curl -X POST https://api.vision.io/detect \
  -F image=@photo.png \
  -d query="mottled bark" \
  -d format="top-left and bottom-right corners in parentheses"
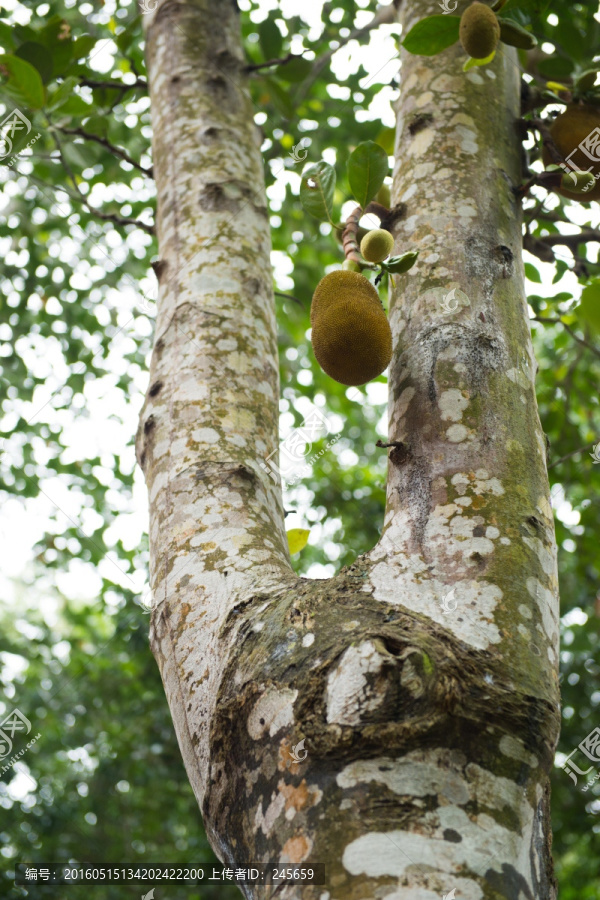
top-left (138, 1), bottom-right (561, 898)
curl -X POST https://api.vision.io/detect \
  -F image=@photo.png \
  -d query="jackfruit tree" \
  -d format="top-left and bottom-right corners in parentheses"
top-left (1, 1), bottom-right (600, 899)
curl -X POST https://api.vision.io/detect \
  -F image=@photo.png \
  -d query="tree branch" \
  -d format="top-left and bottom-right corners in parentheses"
top-left (47, 134), bottom-right (155, 235)
top-left (79, 76), bottom-right (147, 92)
top-left (527, 117), bottom-right (568, 166)
top-left (529, 229), bottom-right (600, 249)
top-left (532, 316), bottom-right (600, 361)
top-left (548, 441), bottom-right (598, 469)
top-left (274, 291), bottom-right (304, 307)
top-left (246, 51), bottom-right (298, 73)
top-left (57, 126), bottom-right (153, 177)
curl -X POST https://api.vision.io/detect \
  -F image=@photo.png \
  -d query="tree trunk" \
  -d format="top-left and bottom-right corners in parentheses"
top-left (137, 1), bottom-right (561, 898)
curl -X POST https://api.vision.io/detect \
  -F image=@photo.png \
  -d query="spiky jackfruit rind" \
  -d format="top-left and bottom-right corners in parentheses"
top-left (360, 228), bottom-right (395, 263)
top-left (311, 298), bottom-right (393, 386)
top-left (310, 270), bottom-right (381, 325)
top-left (459, 2), bottom-right (500, 59)
top-left (542, 105), bottom-right (600, 201)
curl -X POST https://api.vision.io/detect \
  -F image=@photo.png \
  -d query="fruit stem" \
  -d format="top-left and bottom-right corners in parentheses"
top-left (342, 205), bottom-right (364, 265)
top-left (364, 200), bottom-right (391, 221)
top-left (528, 117), bottom-right (567, 166)
top-left (514, 170), bottom-right (563, 199)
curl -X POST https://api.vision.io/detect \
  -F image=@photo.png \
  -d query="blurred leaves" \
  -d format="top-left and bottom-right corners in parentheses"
top-left (577, 283), bottom-right (600, 333)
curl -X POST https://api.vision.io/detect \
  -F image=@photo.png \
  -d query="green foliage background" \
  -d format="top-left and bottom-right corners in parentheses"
top-left (0, 0), bottom-right (599, 897)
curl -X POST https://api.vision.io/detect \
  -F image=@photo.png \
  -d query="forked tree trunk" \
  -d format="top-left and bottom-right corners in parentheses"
top-left (137, 1), bottom-right (561, 897)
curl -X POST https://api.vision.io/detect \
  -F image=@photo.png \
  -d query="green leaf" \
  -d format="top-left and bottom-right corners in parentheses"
top-left (116, 27), bottom-right (137, 54)
top-left (56, 95), bottom-right (91, 117)
top-left (259, 19), bottom-right (283, 61)
top-left (300, 161), bottom-right (336, 222)
top-left (71, 35), bottom-right (97, 61)
top-left (287, 528), bottom-right (310, 555)
top-left (384, 251), bottom-right (419, 274)
top-left (499, 19), bottom-right (537, 50)
top-left (537, 55), bottom-right (574, 80)
top-left (79, 115), bottom-right (109, 137)
top-left (578, 283), bottom-right (600, 333)
top-left (13, 24), bottom-right (37, 44)
top-left (38, 17), bottom-right (74, 77)
top-left (375, 127), bottom-right (395, 156)
top-left (15, 42), bottom-right (53, 84)
top-left (574, 69), bottom-right (599, 91)
top-left (62, 141), bottom-right (90, 169)
top-left (525, 263), bottom-right (542, 283)
top-left (277, 56), bottom-right (312, 83)
top-left (552, 260), bottom-right (568, 284)
top-left (347, 141), bottom-right (388, 208)
top-left (463, 51), bottom-right (496, 70)
top-left (46, 75), bottom-right (78, 111)
top-left (0, 21), bottom-right (15, 50)
top-left (402, 15), bottom-right (460, 56)
top-left (0, 53), bottom-right (44, 108)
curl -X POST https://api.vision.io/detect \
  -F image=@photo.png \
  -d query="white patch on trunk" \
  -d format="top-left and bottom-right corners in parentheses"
top-left (499, 734), bottom-right (539, 768)
top-left (526, 577), bottom-right (559, 658)
top-left (247, 686), bottom-right (298, 740)
top-left (254, 790), bottom-right (286, 836)
top-left (439, 389), bottom-right (469, 422)
top-left (326, 641), bottom-right (389, 726)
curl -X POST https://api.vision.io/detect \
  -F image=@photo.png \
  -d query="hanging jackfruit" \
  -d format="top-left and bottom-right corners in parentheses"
top-left (310, 270), bottom-right (382, 325)
top-left (310, 270), bottom-right (393, 386)
top-left (542, 105), bottom-right (600, 201)
top-left (459, 2), bottom-right (500, 59)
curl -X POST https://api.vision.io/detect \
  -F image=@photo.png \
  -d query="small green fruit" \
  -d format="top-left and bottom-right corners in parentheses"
top-left (498, 19), bottom-right (537, 50)
top-left (375, 183), bottom-right (391, 208)
top-left (560, 170), bottom-right (596, 194)
top-left (460, 1), bottom-right (500, 59)
top-left (342, 259), bottom-right (362, 272)
top-left (360, 228), bottom-right (394, 263)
